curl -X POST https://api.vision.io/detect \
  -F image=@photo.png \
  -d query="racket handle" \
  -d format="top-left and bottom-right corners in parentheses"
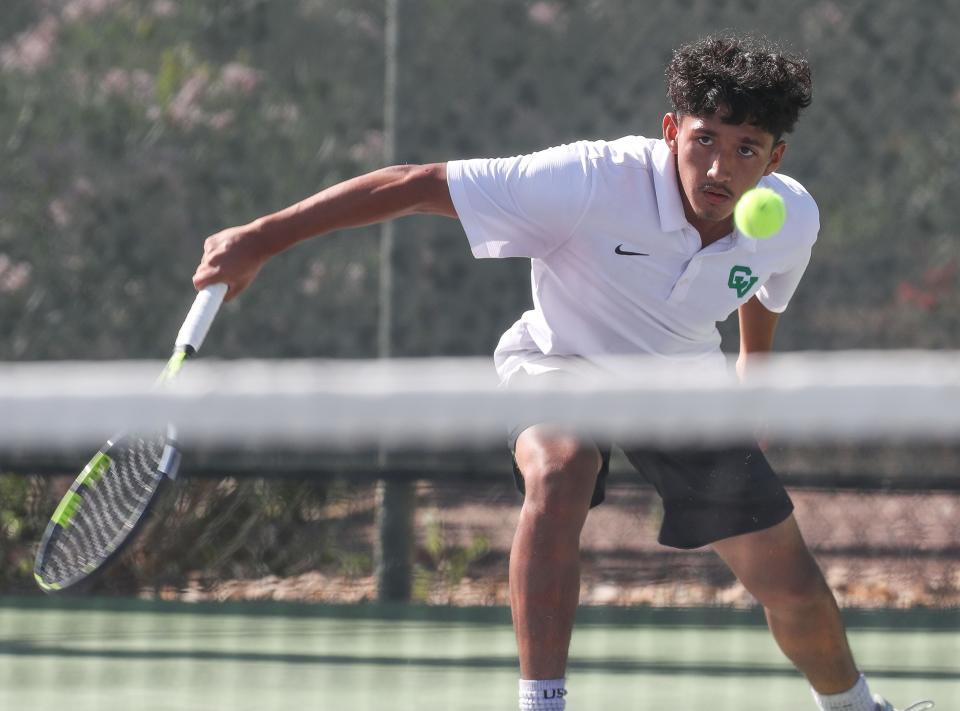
top-left (175, 283), bottom-right (228, 354)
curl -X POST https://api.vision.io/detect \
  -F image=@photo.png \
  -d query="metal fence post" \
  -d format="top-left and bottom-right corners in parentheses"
top-left (374, 0), bottom-right (415, 601)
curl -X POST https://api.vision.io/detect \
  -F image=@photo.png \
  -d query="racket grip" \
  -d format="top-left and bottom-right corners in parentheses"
top-left (175, 283), bottom-right (228, 354)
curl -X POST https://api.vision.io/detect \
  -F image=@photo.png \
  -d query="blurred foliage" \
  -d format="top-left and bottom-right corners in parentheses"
top-left (127, 477), bottom-right (335, 591)
top-left (0, 0), bottom-right (956, 361)
top-left (413, 509), bottom-right (491, 602)
top-left (1, 0), bottom-right (386, 360)
top-left (0, 472), bottom-right (346, 594)
top-left (0, 475), bottom-right (48, 589)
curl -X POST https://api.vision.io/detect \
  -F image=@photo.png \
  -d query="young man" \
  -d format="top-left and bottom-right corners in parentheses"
top-left (193, 35), bottom-right (932, 711)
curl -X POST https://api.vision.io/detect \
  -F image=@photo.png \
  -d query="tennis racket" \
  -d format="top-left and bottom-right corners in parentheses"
top-left (34, 283), bottom-right (228, 593)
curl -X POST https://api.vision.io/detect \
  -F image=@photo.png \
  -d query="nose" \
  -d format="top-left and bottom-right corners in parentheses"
top-left (707, 153), bottom-right (732, 183)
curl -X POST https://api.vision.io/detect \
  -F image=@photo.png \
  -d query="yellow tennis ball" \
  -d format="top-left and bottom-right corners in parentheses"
top-left (734, 187), bottom-right (786, 239)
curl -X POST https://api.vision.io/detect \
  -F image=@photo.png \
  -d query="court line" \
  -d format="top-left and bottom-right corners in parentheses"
top-left (1, 642), bottom-right (957, 680)
top-left (3, 597), bottom-right (958, 631)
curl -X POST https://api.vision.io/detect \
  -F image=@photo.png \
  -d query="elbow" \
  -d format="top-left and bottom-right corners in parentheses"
top-left (395, 163), bottom-right (456, 218)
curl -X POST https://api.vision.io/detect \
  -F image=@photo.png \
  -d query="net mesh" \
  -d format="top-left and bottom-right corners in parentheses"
top-left (2, 1), bottom-right (959, 708)
top-left (4, 354), bottom-right (960, 606)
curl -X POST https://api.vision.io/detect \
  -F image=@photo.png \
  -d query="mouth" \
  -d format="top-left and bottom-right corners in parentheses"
top-left (700, 187), bottom-right (732, 205)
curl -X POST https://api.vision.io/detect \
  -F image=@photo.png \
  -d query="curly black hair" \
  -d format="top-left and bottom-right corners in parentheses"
top-left (666, 35), bottom-right (812, 140)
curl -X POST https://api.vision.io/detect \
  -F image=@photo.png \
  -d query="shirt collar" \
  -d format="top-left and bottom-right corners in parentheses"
top-left (651, 139), bottom-right (688, 234)
top-left (737, 227), bottom-right (758, 252)
top-left (652, 138), bottom-right (758, 253)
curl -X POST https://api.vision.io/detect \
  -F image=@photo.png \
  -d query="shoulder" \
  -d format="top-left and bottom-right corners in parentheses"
top-left (574, 135), bottom-right (660, 171)
top-left (505, 135), bottom-right (659, 173)
top-left (759, 172), bottom-right (820, 247)
top-left (450, 136), bottom-right (659, 174)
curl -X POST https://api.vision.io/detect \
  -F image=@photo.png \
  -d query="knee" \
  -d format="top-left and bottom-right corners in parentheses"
top-left (515, 429), bottom-right (601, 515)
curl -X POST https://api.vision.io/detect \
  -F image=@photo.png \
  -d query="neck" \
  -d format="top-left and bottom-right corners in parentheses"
top-left (677, 184), bottom-right (733, 246)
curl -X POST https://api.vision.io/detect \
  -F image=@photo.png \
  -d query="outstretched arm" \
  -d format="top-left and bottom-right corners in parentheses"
top-left (193, 162), bottom-right (456, 300)
top-left (736, 295), bottom-right (780, 382)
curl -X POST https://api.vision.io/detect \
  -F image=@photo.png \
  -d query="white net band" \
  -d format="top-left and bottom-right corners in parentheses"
top-left (2, 351), bottom-right (958, 449)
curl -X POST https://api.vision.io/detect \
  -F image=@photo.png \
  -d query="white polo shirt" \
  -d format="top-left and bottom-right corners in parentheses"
top-left (446, 136), bottom-right (819, 383)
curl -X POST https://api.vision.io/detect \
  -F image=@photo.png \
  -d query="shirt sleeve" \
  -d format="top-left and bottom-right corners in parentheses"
top-left (756, 247), bottom-right (812, 313)
top-left (446, 142), bottom-right (595, 259)
top-left (756, 182), bottom-right (820, 314)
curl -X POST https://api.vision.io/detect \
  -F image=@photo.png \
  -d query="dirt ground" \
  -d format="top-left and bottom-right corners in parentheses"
top-left (170, 480), bottom-right (960, 610)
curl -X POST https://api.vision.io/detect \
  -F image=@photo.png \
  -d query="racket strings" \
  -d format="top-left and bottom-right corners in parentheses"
top-left (39, 434), bottom-right (166, 586)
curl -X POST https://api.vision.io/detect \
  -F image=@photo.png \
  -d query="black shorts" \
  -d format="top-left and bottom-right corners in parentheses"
top-left (507, 375), bottom-right (794, 550)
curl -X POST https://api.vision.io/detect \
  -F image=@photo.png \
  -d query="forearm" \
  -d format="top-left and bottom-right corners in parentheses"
top-left (737, 296), bottom-right (780, 382)
top-left (193, 163), bottom-right (455, 298)
top-left (736, 346), bottom-right (770, 383)
top-left (252, 163), bottom-right (455, 255)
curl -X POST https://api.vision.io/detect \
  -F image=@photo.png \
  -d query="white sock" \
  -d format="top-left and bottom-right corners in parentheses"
top-left (812, 675), bottom-right (876, 711)
top-left (519, 678), bottom-right (567, 710)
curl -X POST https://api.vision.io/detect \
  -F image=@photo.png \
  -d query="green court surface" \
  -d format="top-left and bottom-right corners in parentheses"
top-left (1, 597), bottom-right (957, 711)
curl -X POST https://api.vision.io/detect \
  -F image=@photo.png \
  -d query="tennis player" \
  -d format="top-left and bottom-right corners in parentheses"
top-left (193, 34), bottom-right (930, 711)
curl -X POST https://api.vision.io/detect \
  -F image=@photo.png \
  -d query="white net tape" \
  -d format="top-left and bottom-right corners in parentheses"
top-left (2, 351), bottom-right (958, 449)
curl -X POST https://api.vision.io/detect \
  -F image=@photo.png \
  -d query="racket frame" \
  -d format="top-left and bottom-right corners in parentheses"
top-left (33, 425), bottom-right (181, 592)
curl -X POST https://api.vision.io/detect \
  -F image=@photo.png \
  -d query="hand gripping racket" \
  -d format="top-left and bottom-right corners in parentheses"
top-left (34, 284), bottom-right (228, 593)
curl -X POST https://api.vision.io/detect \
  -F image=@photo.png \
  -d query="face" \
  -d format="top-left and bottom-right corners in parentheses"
top-left (663, 111), bottom-right (786, 241)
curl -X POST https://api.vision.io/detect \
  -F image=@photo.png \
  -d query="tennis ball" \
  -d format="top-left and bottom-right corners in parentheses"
top-left (734, 187), bottom-right (786, 239)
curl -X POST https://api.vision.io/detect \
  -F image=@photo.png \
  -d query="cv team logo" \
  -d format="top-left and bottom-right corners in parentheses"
top-left (728, 265), bottom-right (759, 298)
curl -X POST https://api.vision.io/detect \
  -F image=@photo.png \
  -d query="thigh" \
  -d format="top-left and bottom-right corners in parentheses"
top-left (623, 445), bottom-right (794, 549)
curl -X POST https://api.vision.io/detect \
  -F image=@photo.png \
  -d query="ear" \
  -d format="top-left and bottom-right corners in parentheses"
top-left (763, 141), bottom-right (787, 176)
top-left (662, 113), bottom-right (680, 154)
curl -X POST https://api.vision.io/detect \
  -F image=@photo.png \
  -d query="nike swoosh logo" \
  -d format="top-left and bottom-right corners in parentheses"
top-left (615, 244), bottom-right (649, 256)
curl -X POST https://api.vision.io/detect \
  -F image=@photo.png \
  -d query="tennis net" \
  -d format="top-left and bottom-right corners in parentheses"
top-left (1, 352), bottom-right (958, 710)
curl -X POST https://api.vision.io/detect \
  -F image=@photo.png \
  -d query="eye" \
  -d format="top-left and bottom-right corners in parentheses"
top-left (738, 146), bottom-right (757, 157)
top-left (696, 135), bottom-right (713, 146)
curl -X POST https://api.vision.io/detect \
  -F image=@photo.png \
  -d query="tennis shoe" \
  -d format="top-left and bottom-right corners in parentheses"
top-left (873, 694), bottom-right (934, 711)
